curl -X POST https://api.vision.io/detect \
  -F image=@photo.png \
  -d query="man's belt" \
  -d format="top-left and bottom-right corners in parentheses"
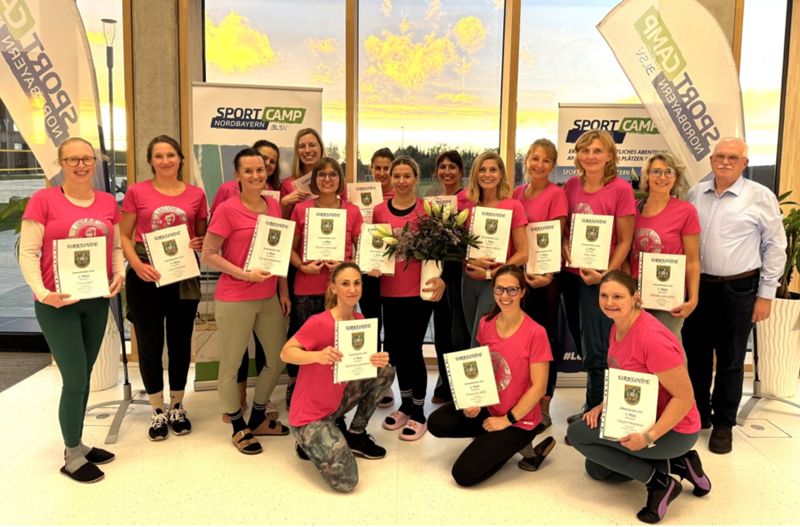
top-left (700, 269), bottom-right (759, 283)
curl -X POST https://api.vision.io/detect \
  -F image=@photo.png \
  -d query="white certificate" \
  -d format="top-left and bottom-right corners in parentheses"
top-left (244, 215), bottom-right (296, 278)
top-left (293, 172), bottom-right (313, 194)
top-left (444, 346), bottom-right (500, 410)
top-left (261, 189), bottom-right (280, 203)
top-left (347, 182), bottom-right (383, 224)
top-left (424, 195), bottom-right (458, 210)
top-left (303, 207), bottom-right (347, 261)
top-left (600, 368), bottom-right (659, 441)
top-left (334, 318), bottom-right (379, 383)
top-left (638, 253), bottom-right (686, 311)
top-left (143, 224), bottom-right (201, 287)
top-left (568, 213), bottom-right (613, 270)
top-left (467, 206), bottom-right (512, 263)
top-left (526, 220), bottom-right (562, 275)
top-left (53, 236), bottom-right (109, 300)
top-left (356, 223), bottom-right (395, 275)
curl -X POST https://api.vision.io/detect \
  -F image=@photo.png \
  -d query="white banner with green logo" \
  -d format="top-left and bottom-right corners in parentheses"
top-left (598, 0), bottom-right (745, 187)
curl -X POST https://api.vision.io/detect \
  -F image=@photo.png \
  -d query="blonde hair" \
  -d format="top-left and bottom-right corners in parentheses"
top-left (524, 138), bottom-right (558, 183)
top-left (573, 130), bottom-right (618, 185)
top-left (467, 151), bottom-right (511, 203)
top-left (324, 262), bottom-right (362, 310)
top-left (640, 152), bottom-right (687, 198)
top-left (57, 137), bottom-right (94, 160)
top-left (292, 128), bottom-right (325, 177)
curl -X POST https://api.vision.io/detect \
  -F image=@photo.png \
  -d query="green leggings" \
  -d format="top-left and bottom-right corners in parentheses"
top-left (35, 298), bottom-right (110, 448)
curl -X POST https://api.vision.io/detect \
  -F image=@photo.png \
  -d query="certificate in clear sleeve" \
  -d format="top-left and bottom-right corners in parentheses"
top-left (262, 189), bottom-right (280, 203)
top-left (444, 346), bottom-right (500, 410)
top-left (424, 195), bottom-right (457, 210)
top-left (334, 318), bottom-right (378, 383)
top-left (303, 208), bottom-right (347, 261)
top-left (293, 173), bottom-right (314, 194)
top-left (638, 252), bottom-right (686, 311)
top-left (244, 215), bottom-right (296, 277)
top-left (599, 368), bottom-right (659, 441)
top-left (467, 207), bottom-right (512, 263)
top-left (53, 236), bottom-right (109, 300)
top-left (356, 223), bottom-right (395, 275)
top-left (143, 224), bottom-right (201, 287)
top-left (526, 220), bottom-right (561, 275)
top-left (568, 213), bottom-right (613, 270)
top-left (347, 182), bottom-right (383, 223)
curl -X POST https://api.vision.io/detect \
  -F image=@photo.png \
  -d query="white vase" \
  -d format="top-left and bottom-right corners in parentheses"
top-left (420, 260), bottom-right (443, 301)
top-left (90, 307), bottom-right (121, 392)
top-left (755, 297), bottom-right (800, 398)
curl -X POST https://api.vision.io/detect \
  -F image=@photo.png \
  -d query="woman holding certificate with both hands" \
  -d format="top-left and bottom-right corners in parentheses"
top-left (19, 137), bottom-right (124, 483)
top-left (428, 266), bottom-right (554, 486)
top-left (281, 262), bottom-right (394, 493)
top-left (201, 148), bottom-right (291, 455)
top-left (566, 270), bottom-right (710, 524)
top-left (120, 135), bottom-right (207, 441)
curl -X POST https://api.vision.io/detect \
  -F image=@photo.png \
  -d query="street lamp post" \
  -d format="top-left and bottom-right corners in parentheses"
top-left (101, 18), bottom-right (117, 192)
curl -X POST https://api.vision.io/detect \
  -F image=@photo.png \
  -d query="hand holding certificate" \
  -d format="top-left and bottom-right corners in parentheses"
top-left (143, 224), bottom-right (201, 287)
top-left (304, 208), bottom-right (347, 262)
top-left (568, 213), bottom-right (613, 270)
top-left (638, 253), bottom-right (686, 311)
top-left (444, 346), bottom-right (500, 410)
top-left (599, 368), bottom-right (658, 441)
top-left (467, 207), bottom-right (512, 263)
top-left (334, 318), bottom-right (379, 383)
top-left (347, 182), bottom-right (383, 224)
top-left (53, 236), bottom-right (110, 300)
top-left (245, 215), bottom-right (296, 277)
top-left (356, 224), bottom-right (395, 275)
top-left (526, 220), bottom-right (561, 275)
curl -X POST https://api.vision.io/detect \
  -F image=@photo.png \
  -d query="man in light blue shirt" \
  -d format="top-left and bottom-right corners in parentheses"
top-left (683, 137), bottom-right (787, 455)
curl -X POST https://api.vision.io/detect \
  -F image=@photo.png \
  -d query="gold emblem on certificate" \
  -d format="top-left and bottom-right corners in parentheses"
top-left (53, 236), bottom-right (109, 300)
top-left (599, 368), bottom-right (658, 441)
top-left (526, 220), bottom-right (561, 275)
top-left (638, 252), bottom-right (686, 311)
top-left (444, 346), bottom-right (500, 410)
top-left (304, 208), bottom-right (347, 262)
top-left (143, 224), bottom-right (201, 287)
top-left (568, 213), bottom-right (613, 270)
top-left (356, 223), bottom-right (395, 275)
top-left (162, 240), bottom-right (178, 256)
top-left (347, 182), bottom-right (382, 223)
top-left (244, 215), bottom-right (295, 277)
top-left (321, 219), bottom-right (334, 235)
top-left (537, 233), bottom-right (549, 248)
top-left (334, 318), bottom-right (379, 384)
top-left (268, 229), bottom-right (281, 246)
top-left (467, 207), bottom-right (513, 263)
top-left (74, 250), bottom-right (90, 268)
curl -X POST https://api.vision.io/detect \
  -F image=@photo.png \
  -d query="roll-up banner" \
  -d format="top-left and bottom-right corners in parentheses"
top-left (555, 103), bottom-right (670, 185)
top-left (190, 82), bottom-right (321, 388)
top-left (598, 0), bottom-right (745, 187)
top-left (0, 0), bottom-right (107, 188)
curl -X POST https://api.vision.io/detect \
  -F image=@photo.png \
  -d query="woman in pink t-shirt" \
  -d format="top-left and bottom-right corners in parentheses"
top-left (372, 156), bottom-right (445, 441)
top-left (201, 148), bottom-right (292, 454)
top-left (567, 270), bottom-right (710, 524)
top-left (629, 153), bottom-right (701, 341)
top-left (429, 266), bottom-right (555, 486)
top-left (513, 139), bottom-right (569, 430)
top-left (19, 137), bottom-right (124, 483)
top-left (120, 135), bottom-right (208, 441)
top-left (279, 128), bottom-right (323, 219)
top-left (286, 157), bottom-right (363, 410)
top-left (462, 151), bottom-right (528, 347)
top-left (561, 129), bottom-right (636, 421)
top-left (280, 262), bottom-right (394, 492)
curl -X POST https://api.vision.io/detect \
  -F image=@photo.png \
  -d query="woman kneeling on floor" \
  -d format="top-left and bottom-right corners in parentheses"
top-left (280, 262), bottom-right (395, 492)
top-left (428, 265), bottom-right (555, 487)
top-left (566, 270), bottom-right (711, 524)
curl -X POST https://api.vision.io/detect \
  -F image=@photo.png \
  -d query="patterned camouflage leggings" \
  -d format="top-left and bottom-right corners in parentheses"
top-left (291, 365), bottom-right (395, 492)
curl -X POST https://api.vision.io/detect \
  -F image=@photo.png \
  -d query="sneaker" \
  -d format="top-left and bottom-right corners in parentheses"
top-left (378, 388), bottom-right (394, 409)
top-left (148, 411), bottom-right (169, 441)
top-left (84, 447), bottom-right (115, 465)
top-left (518, 436), bottom-right (556, 472)
top-left (670, 450), bottom-right (711, 497)
top-left (708, 426), bottom-right (732, 454)
top-left (637, 474), bottom-right (682, 524)
top-left (168, 404), bottom-right (192, 436)
top-left (345, 431), bottom-right (386, 460)
top-left (295, 442), bottom-right (310, 461)
top-left (285, 382), bottom-right (296, 411)
top-left (60, 462), bottom-right (104, 484)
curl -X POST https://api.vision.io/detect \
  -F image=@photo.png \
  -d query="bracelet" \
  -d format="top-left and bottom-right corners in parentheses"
top-left (506, 410), bottom-right (518, 424)
top-left (643, 431), bottom-right (655, 447)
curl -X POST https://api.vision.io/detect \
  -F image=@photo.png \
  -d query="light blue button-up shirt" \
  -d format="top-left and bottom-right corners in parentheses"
top-left (688, 176), bottom-right (787, 299)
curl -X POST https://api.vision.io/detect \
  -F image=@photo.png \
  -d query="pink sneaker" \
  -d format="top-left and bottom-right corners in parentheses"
top-left (399, 419), bottom-right (427, 441)
top-left (383, 410), bottom-right (410, 430)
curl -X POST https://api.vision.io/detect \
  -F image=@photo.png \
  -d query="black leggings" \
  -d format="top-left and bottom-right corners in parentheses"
top-left (382, 296), bottom-right (433, 402)
top-left (433, 261), bottom-right (471, 397)
top-left (359, 275), bottom-right (383, 348)
top-left (522, 278), bottom-right (561, 398)
top-left (287, 294), bottom-right (326, 378)
top-left (126, 269), bottom-right (198, 394)
top-left (428, 403), bottom-right (537, 487)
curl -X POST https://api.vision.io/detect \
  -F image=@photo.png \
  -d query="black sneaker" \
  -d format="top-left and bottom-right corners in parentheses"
top-left (84, 447), bottom-right (115, 465)
top-left (148, 410), bottom-right (169, 441)
top-left (295, 442), bottom-right (310, 461)
top-left (670, 450), bottom-right (711, 497)
top-left (708, 426), bottom-right (732, 454)
top-left (345, 431), bottom-right (386, 460)
top-left (168, 403), bottom-right (192, 436)
top-left (637, 474), bottom-right (682, 524)
top-left (285, 382), bottom-right (296, 411)
top-left (60, 462), bottom-right (104, 483)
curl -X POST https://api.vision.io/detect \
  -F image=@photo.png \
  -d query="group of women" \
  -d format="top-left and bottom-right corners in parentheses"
top-left (21, 127), bottom-right (710, 524)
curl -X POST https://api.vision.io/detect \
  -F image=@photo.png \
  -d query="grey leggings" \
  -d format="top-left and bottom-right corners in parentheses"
top-left (567, 419), bottom-right (699, 482)
top-left (291, 365), bottom-right (395, 492)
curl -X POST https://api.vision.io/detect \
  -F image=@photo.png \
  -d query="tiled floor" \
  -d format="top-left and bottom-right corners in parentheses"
top-left (1, 364), bottom-right (798, 525)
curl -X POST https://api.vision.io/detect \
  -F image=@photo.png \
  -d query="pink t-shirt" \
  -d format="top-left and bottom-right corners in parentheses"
top-left (279, 176), bottom-right (302, 219)
top-left (454, 188), bottom-right (472, 211)
top-left (630, 198), bottom-right (701, 279)
top-left (291, 199), bottom-right (363, 296)
top-left (207, 196), bottom-right (281, 301)
top-left (23, 187), bottom-right (121, 292)
top-left (464, 197), bottom-right (528, 263)
top-left (564, 176), bottom-right (636, 273)
top-left (209, 180), bottom-right (240, 216)
top-left (382, 188), bottom-right (395, 202)
top-left (477, 314), bottom-right (553, 431)
top-left (372, 198), bottom-right (426, 297)
top-left (512, 183), bottom-right (569, 224)
top-left (608, 310), bottom-right (701, 434)
top-left (121, 180), bottom-right (208, 242)
top-left (289, 310), bottom-right (365, 427)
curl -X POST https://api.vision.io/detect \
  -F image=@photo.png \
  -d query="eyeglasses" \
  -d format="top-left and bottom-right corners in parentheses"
top-left (711, 154), bottom-right (742, 164)
top-left (61, 156), bottom-right (97, 167)
top-left (648, 168), bottom-right (676, 178)
top-left (316, 172), bottom-right (340, 180)
top-left (492, 286), bottom-right (521, 297)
